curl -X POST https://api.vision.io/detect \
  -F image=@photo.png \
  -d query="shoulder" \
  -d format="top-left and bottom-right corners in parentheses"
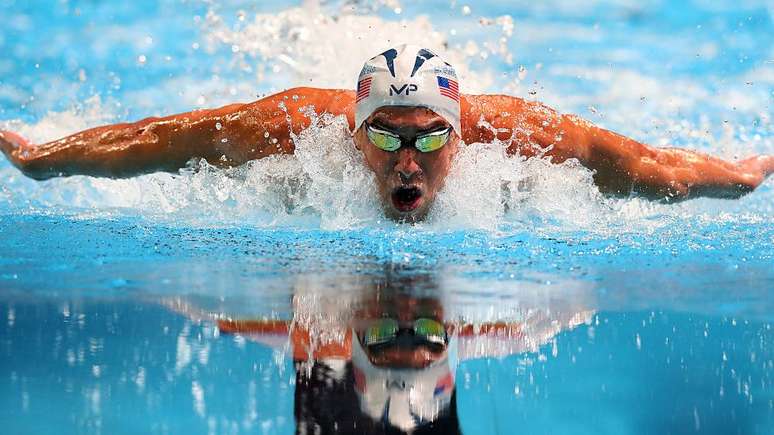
top-left (261, 87), bottom-right (354, 110)
top-left (247, 87), bottom-right (355, 127)
top-left (461, 93), bottom-right (555, 117)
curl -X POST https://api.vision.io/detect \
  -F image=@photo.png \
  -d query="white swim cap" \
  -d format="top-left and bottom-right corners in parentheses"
top-left (355, 44), bottom-right (462, 136)
top-left (350, 328), bottom-right (458, 432)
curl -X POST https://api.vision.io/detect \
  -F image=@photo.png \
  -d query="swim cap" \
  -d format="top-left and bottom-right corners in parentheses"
top-left (355, 44), bottom-right (462, 136)
top-left (350, 328), bottom-right (458, 432)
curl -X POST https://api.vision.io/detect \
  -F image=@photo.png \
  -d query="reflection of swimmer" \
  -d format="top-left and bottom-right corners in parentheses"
top-left (216, 287), bottom-right (591, 435)
top-left (7, 44), bottom-right (764, 222)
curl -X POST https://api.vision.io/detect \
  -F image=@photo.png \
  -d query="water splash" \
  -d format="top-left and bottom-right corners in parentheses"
top-left (198, 0), bottom-right (514, 93)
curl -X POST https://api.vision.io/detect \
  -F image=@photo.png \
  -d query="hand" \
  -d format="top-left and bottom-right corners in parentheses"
top-left (731, 155), bottom-right (774, 196)
top-left (0, 130), bottom-right (34, 169)
top-left (738, 155), bottom-right (774, 183)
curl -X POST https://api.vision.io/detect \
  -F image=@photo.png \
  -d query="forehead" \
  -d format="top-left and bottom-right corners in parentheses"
top-left (368, 106), bottom-right (448, 128)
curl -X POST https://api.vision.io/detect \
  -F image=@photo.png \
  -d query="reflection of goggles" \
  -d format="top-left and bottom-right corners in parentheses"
top-left (365, 122), bottom-right (451, 153)
top-left (363, 318), bottom-right (447, 349)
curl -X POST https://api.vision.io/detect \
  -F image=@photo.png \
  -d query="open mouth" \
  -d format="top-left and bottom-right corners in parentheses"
top-left (391, 186), bottom-right (423, 212)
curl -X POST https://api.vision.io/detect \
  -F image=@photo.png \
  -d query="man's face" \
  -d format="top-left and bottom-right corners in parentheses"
top-left (354, 106), bottom-right (460, 222)
top-left (354, 294), bottom-right (447, 369)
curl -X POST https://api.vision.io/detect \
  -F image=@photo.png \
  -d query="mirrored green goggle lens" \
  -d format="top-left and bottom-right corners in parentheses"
top-left (413, 318), bottom-right (447, 345)
top-left (364, 318), bottom-right (399, 346)
top-left (367, 129), bottom-right (402, 152)
top-left (363, 318), bottom-right (446, 347)
top-left (415, 130), bottom-right (450, 153)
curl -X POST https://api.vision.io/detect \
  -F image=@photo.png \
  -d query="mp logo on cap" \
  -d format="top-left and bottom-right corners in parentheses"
top-left (389, 83), bottom-right (418, 96)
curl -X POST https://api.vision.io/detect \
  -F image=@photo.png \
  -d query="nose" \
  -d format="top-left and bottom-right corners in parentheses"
top-left (394, 148), bottom-right (421, 183)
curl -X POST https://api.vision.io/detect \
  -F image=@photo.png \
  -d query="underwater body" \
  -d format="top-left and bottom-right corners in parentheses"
top-left (0, 0), bottom-right (773, 434)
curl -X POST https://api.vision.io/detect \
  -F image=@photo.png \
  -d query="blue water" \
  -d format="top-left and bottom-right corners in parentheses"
top-left (1, 0), bottom-right (773, 434)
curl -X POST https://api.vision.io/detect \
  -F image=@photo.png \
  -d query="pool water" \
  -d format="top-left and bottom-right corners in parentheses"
top-left (1, 0), bottom-right (772, 434)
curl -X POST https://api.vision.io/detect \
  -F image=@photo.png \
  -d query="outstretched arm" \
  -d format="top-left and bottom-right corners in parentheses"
top-left (0, 87), bottom-right (355, 180)
top-left (462, 94), bottom-right (774, 200)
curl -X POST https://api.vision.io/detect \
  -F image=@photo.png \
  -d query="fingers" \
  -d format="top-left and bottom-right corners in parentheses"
top-left (739, 155), bottom-right (774, 178)
top-left (0, 131), bottom-right (40, 176)
top-left (0, 130), bottom-right (29, 156)
top-left (762, 156), bottom-right (774, 177)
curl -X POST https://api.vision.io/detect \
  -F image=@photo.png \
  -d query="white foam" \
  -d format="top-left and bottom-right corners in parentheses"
top-left (198, 0), bottom-right (516, 93)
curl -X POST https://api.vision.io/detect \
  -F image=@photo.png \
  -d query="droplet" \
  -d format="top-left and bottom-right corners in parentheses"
top-left (264, 132), bottom-right (270, 138)
top-left (462, 5), bottom-right (471, 15)
top-left (221, 138), bottom-right (228, 143)
top-left (215, 122), bottom-right (222, 130)
top-left (137, 55), bottom-right (147, 64)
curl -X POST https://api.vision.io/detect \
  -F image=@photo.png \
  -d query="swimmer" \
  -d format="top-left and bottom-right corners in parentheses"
top-left (2, 44), bottom-right (772, 222)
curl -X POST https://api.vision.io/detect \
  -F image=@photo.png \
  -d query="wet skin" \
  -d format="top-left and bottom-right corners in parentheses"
top-left (354, 294), bottom-right (447, 369)
top-left (2, 87), bottom-right (773, 222)
top-left (355, 107), bottom-right (460, 222)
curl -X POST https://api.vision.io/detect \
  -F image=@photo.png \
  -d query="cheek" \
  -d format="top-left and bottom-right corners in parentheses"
top-left (426, 150), bottom-right (455, 182)
top-left (362, 148), bottom-right (392, 179)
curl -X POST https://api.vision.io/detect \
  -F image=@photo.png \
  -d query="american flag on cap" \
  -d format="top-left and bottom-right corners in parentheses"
top-left (356, 76), bottom-right (372, 103)
top-left (436, 76), bottom-right (459, 102)
top-left (433, 371), bottom-right (454, 397)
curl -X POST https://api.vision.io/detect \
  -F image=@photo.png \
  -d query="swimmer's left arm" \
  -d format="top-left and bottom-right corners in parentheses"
top-left (462, 94), bottom-right (774, 200)
top-left (557, 119), bottom-right (774, 200)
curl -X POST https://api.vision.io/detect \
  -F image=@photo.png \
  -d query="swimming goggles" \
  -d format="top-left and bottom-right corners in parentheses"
top-left (363, 318), bottom-right (447, 349)
top-left (365, 122), bottom-right (451, 153)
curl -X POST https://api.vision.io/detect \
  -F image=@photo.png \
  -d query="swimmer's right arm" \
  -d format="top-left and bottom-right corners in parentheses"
top-left (0, 87), bottom-right (355, 180)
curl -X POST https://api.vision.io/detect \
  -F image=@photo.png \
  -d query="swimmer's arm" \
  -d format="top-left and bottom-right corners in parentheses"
top-left (0, 87), bottom-right (355, 180)
top-left (462, 94), bottom-right (774, 200)
top-left (555, 119), bottom-right (774, 200)
top-left (218, 319), bottom-right (352, 360)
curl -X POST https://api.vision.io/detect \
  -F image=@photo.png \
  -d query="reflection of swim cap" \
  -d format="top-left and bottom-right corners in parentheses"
top-left (350, 328), bottom-right (458, 432)
top-left (355, 44), bottom-right (462, 136)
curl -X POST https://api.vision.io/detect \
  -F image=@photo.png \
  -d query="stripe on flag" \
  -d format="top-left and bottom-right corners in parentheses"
top-left (436, 76), bottom-right (459, 102)
top-left (434, 372), bottom-right (454, 396)
top-left (356, 77), bottom-right (372, 102)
